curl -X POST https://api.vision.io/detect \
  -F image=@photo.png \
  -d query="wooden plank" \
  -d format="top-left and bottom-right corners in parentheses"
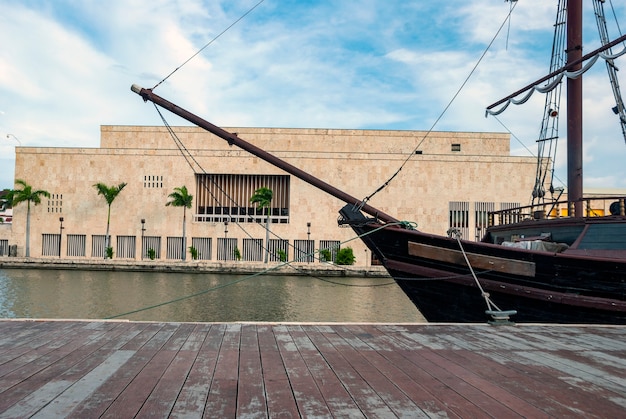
top-left (98, 323), bottom-right (184, 417)
top-left (169, 323), bottom-right (223, 417)
top-left (273, 325), bottom-right (333, 417)
top-left (236, 324), bottom-right (267, 418)
top-left (0, 322), bottom-right (126, 411)
top-left (440, 345), bottom-right (626, 417)
top-left (203, 323), bottom-right (241, 417)
top-left (0, 323), bottom-right (119, 413)
top-left (137, 323), bottom-right (198, 417)
top-left (367, 325), bottom-right (513, 418)
top-left (27, 349), bottom-right (136, 419)
top-left (305, 325), bottom-right (424, 417)
top-left (68, 323), bottom-right (175, 418)
top-left (256, 324), bottom-right (300, 418)
top-left (340, 324), bottom-right (460, 418)
top-left (0, 322), bottom-right (90, 377)
top-left (408, 241), bottom-right (536, 277)
top-left (288, 326), bottom-right (366, 417)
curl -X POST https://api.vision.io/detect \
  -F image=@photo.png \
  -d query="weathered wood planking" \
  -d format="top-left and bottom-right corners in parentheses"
top-left (0, 320), bottom-right (624, 418)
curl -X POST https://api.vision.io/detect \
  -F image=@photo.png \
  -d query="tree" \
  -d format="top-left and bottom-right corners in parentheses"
top-left (94, 182), bottom-right (127, 258)
top-left (8, 179), bottom-right (50, 257)
top-left (250, 187), bottom-right (273, 263)
top-left (166, 185), bottom-right (193, 260)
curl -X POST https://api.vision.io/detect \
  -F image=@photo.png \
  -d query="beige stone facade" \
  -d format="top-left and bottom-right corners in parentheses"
top-left (2, 125), bottom-right (541, 264)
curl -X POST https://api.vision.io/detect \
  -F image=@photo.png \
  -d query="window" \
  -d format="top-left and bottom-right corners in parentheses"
top-left (143, 175), bottom-right (163, 188)
top-left (474, 202), bottom-right (495, 241)
top-left (319, 240), bottom-right (340, 262)
top-left (191, 237), bottom-right (212, 260)
top-left (449, 201), bottom-right (469, 239)
top-left (47, 193), bottom-right (63, 213)
top-left (451, 144), bottom-right (461, 152)
top-left (475, 202), bottom-right (495, 228)
top-left (117, 235), bottom-right (136, 259)
top-left (67, 234), bottom-right (86, 257)
top-left (41, 234), bottom-right (60, 256)
top-left (195, 174), bottom-right (290, 223)
top-left (294, 239), bottom-right (314, 263)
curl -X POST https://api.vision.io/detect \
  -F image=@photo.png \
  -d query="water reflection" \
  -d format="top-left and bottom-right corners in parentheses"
top-left (0, 269), bottom-right (425, 323)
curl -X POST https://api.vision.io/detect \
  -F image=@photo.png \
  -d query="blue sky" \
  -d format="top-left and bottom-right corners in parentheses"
top-left (1, 0), bottom-right (626, 198)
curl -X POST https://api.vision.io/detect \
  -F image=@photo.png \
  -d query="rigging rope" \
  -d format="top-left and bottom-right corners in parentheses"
top-left (360, 2), bottom-right (519, 209)
top-left (152, 0), bottom-right (266, 90)
top-left (154, 104), bottom-right (299, 261)
top-left (609, 0), bottom-right (624, 42)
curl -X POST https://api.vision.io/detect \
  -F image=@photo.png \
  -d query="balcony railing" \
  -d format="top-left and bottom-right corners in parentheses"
top-left (488, 196), bottom-right (626, 227)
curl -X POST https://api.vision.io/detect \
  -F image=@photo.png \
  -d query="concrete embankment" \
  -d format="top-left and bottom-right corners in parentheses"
top-left (0, 258), bottom-right (391, 277)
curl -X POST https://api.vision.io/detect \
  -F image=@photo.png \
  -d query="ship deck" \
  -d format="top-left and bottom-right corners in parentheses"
top-left (0, 319), bottom-right (624, 417)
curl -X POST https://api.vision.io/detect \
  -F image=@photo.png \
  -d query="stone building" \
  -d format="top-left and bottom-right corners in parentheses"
top-left (1, 125), bottom-right (542, 265)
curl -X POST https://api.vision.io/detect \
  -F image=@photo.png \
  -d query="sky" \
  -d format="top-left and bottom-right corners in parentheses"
top-left (1, 0), bottom-right (626, 199)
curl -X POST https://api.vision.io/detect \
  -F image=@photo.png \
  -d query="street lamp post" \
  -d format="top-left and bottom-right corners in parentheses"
top-left (307, 222), bottom-right (311, 263)
top-left (6, 134), bottom-right (21, 145)
top-left (58, 217), bottom-right (64, 258)
top-left (141, 219), bottom-right (146, 259)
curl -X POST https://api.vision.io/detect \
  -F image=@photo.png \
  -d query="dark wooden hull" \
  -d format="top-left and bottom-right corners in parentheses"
top-left (339, 205), bottom-right (626, 324)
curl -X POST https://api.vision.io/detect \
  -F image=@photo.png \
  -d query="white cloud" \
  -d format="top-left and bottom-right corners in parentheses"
top-left (1, 0), bottom-right (626, 192)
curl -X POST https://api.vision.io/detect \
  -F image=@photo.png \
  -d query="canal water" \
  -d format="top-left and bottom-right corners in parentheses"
top-left (0, 269), bottom-right (425, 323)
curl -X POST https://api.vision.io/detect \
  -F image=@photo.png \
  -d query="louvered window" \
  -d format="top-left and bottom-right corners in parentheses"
top-left (195, 174), bottom-right (290, 223)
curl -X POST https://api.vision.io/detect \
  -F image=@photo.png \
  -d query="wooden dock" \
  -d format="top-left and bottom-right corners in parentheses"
top-left (0, 320), bottom-right (624, 417)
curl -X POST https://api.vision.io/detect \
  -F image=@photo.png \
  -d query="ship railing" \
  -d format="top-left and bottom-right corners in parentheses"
top-left (488, 196), bottom-right (626, 227)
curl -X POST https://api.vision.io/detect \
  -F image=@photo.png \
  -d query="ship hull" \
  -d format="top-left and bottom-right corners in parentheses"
top-left (340, 205), bottom-right (626, 324)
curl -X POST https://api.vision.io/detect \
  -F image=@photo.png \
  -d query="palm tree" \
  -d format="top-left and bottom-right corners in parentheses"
top-left (250, 187), bottom-right (273, 263)
top-left (166, 185), bottom-right (193, 261)
top-left (8, 179), bottom-right (50, 257)
top-left (94, 182), bottom-right (127, 258)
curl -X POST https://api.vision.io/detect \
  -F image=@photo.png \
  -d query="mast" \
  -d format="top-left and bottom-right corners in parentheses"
top-left (567, 0), bottom-right (583, 217)
top-left (130, 84), bottom-right (399, 225)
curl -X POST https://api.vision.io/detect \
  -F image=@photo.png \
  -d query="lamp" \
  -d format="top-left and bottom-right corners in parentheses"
top-left (6, 134), bottom-right (21, 145)
top-left (141, 219), bottom-right (146, 259)
top-left (59, 217), bottom-right (64, 258)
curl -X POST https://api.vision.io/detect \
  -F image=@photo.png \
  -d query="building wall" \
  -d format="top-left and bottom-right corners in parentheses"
top-left (3, 126), bottom-right (540, 264)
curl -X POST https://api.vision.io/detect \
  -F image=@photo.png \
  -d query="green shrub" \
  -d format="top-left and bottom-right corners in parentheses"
top-left (106, 247), bottom-right (114, 259)
top-left (277, 249), bottom-right (287, 262)
top-left (189, 246), bottom-right (198, 260)
top-left (336, 247), bottom-right (356, 265)
top-left (234, 247), bottom-right (241, 261)
top-left (319, 248), bottom-right (332, 262)
top-left (147, 248), bottom-right (156, 260)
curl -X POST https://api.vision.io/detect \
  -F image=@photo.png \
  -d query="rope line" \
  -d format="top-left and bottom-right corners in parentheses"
top-left (448, 228), bottom-right (516, 321)
top-left (492, 115), bottom-right (566, 192)
top-left (152, 0), bottom-right (266, 90)
top-left (105, 218), bottom-right (415, 319)
top-left (448, 228), bottom-right (499, 312)
top-left (360, 2), bottom-right (518, 208)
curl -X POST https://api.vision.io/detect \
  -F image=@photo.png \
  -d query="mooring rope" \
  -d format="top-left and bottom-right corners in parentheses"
top-left (105, 220), bottom-right (411, 319)
top-left (447, 228), bottom-right (505, 314)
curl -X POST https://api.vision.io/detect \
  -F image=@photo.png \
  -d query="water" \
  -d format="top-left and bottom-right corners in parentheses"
top-left (0, 269), bottom-right (425, 323)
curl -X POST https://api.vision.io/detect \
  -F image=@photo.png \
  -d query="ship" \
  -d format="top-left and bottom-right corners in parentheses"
top-left (132, 0), bottom-right (626, 324)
